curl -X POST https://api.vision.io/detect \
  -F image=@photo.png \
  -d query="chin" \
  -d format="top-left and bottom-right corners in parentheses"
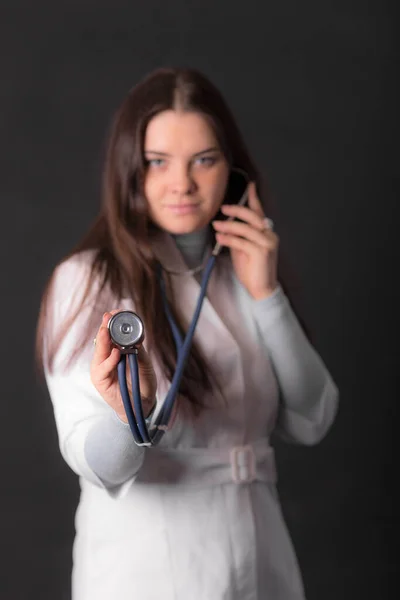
top-left (161, 216), bottom-right (209, 235)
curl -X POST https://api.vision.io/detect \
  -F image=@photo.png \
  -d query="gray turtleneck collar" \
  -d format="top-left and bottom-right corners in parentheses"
top-left (171, 226), bottom-right (212, 270)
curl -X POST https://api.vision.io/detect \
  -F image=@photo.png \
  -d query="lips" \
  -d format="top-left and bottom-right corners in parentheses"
top-left (164, 203), bottom-right (200, 215)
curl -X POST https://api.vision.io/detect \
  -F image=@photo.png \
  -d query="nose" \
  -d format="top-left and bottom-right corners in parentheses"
top-left (169, 163), bottom-right (196, 195)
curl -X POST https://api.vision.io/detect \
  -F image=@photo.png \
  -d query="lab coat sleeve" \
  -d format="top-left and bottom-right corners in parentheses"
top-left (250, 284), bottom-right (339, 445)
top-left (43, 253), bottom-right (146, 498)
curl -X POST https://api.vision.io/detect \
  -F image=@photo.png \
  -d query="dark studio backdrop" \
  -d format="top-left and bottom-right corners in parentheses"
top-left (0, 1), bottom-right (397, 598)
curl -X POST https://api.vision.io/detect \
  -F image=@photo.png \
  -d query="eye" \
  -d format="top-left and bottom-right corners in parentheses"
top-left (145, 158), bottom-right (166, 168)
top-left (194, 155), bottom-right (217, 166)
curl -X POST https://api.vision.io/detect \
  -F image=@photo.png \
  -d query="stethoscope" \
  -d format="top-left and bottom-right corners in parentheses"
top-left (107, 169), bottom-right (250, 447)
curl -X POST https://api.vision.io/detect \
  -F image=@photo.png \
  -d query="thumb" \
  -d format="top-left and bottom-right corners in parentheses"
top-left (136, 345), bottom-right (154, 372)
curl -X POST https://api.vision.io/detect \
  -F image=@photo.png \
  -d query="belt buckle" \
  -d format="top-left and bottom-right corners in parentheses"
top-left (230, 445), bottom-right (256, 484)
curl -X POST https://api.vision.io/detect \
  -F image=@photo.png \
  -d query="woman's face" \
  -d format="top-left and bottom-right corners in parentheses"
top-left (143, 110), bottom-right (230, 234)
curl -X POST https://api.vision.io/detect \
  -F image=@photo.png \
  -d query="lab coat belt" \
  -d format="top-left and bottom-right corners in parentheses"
top-left (141, 439), bottom-right (277, 486)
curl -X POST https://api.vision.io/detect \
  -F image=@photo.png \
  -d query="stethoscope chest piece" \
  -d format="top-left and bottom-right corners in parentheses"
top-left (112, 252), bottom-right (217, 447)
top-left (109, 167), bottom-right (251, 446)
top-left (108, 310), bottom-right (144, 353)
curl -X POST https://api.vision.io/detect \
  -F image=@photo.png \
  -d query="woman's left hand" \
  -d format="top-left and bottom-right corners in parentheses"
top-left (212, 182), bottom-right (279, 300)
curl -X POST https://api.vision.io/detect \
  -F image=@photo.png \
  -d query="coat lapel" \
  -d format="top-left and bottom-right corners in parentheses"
top-left (151, 230), bottom-right (241, 351)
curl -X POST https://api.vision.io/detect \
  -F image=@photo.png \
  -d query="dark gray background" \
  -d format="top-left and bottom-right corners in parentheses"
top-left (0, 1), bottom-right (397, 598)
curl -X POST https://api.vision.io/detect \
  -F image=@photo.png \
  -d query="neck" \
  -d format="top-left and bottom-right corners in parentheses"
top-left (171, 226), bottom-right (212, 269)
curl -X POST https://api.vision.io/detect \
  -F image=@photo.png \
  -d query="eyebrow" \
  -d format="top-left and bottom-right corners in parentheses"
top-left (144, 146), bottom-right (220, 157)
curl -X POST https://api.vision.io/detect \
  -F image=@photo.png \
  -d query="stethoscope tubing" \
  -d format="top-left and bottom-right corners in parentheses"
top-left (117, 253), bottom-right (216, 446)
top-left (116, 168), bottom-right (250, 446)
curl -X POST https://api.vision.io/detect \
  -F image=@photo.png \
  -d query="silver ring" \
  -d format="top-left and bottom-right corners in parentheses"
top-left (262, 217), bottom-right (274, 231)
top-left (93, 337), bottom-right (97, 346)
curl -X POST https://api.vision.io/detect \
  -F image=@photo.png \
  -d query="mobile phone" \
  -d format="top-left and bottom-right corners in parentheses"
top-left (219, 168), bottom-right (249, 222)
top-left (212, 168), bottom-right (250, 256)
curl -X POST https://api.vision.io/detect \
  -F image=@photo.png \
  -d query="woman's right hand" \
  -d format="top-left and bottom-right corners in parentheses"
top-left (90, 311), bottom-right (158, 423)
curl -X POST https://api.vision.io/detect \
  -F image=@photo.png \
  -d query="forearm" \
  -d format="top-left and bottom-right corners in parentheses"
top-left (252, 285), bottom-right (338, 421)
top-left (84, 412), bottom-right (146, 487)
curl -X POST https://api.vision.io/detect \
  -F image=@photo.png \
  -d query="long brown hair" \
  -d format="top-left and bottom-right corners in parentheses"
top-left (35, 66), bottom-right (311, 408)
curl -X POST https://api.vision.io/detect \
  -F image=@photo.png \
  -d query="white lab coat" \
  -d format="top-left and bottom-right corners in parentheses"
top-left (44, 231), bottom-right (339, 600)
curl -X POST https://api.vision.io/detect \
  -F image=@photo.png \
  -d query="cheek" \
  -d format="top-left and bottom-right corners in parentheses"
top-left (205, 169), bottom-right (229, 206)
top-left (143, 174), bottom-right (161, 207)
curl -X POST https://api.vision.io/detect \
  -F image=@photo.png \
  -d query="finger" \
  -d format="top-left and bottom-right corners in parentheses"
top-left (136, 346), bottom-right (157, 385)
top-left (95, 346), bottom-right (121, 382)
top-left (92, 310), bottom-right (124, 365)
top-left (213, 219), bottom-right (274, 248)
top-left (92, 313), bottom-right (113, 366)
top-left (215, 232), bottom-right (261, 256)
top-left (136, 345), bottom-right (151, 366)
top-left (220, 202), bottom-right (265, 230)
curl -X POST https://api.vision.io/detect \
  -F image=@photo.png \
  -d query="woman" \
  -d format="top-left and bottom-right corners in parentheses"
top-left (36, 67), bottom-right (339, 600)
